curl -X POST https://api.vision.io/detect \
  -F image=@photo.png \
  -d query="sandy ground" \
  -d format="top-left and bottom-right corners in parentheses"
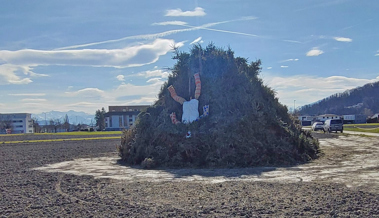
top-left (1, 133), bottom-right (379, 217)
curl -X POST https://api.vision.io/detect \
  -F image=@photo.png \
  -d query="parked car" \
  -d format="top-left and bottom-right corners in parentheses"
top-left (323, 119), bottom-right (343, 133)
top-left (312, 122), bottom-right (324, 131)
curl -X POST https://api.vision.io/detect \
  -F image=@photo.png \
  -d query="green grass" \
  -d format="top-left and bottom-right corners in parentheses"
top-left (0, 131), bottom-right (122, 137)
top-left (344, 127), bottom-right (379, 133)
top-left (344, 123), bottom-right (379, 127)
top-left (1, 136), bottom-right (121, 144)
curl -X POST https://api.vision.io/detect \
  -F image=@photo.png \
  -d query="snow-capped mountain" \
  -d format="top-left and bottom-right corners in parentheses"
top-left (32, 110), bottom-right (95, 125)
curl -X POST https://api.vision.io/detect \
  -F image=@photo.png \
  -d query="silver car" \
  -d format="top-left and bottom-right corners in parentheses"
top-left (312, 122), bottom-right (324, 131)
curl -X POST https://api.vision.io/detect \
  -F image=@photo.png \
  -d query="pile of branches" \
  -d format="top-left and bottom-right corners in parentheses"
top-left (118, 44), bottom-right (319, 168)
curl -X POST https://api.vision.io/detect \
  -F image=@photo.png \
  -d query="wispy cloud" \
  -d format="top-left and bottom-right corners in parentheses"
top-left (375, 50), bottom-right (379, 56)
top-left (116, 75), bottom-right (125, 81)
top-left (178, 17), bottom-right (259, 38)
top-left (261, 73), bottom-right (379, 108)
top-left (190, 37), bottom-right (203, 45)
top-left (280, 58), bottom-right (299, 63)
top-left (280, 65), bottom-right (289, 68)
top-left (146, 78), bottom-right (164, 84)
top-left (152, 21), bottom-right (187, 26)
top-left (65, 88), bottom-right (105, 99)
top-left (282, 39), bottom-right (303, 44)
top-left (306, 47), bottom-right (324, 56)
top-left (137, 69), bottom-right (169, 78)
top-left (333, 37), bottom-right (352, 42)
top-left (165, 7), bottom-right (206, 17)
top-left (56, 17), bottom-right (257, 50)
top-left (267, 67), bottom-right (272, 70)
top-left (0, 39), bottom-right (175, 69)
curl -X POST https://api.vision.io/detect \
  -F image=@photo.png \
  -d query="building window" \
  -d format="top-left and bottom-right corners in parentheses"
top-left (119, 116), bottom-right (123, 127)
top-left (15, 125), bottom-right (23, 128)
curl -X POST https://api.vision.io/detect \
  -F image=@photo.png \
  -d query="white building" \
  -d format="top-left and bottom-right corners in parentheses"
top-left (0, 113), bottom-right (34, 134)
top-left (104, 105), bottom-right (149, 131)
top-left (343, 114), bottom-right (367, 124)
top-left (316, 114), bottom-right (342, 122)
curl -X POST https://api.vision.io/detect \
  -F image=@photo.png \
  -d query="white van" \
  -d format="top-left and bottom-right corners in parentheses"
top-left (323, 119), bottom-right (343, 133)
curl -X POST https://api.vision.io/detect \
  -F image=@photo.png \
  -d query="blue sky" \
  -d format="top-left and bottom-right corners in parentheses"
top-left (1, 0), bottom-right (378, 114)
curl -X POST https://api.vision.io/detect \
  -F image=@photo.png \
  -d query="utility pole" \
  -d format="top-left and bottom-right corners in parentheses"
top-left (294, 100), bottom-right (296, 114)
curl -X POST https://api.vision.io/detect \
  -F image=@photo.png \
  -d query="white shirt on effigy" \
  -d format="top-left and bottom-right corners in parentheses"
top-left (182, 99), bottom-right (199, 123)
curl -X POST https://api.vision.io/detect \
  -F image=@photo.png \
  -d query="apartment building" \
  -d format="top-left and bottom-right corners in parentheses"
top-left (0, 113), bottom-right (34, 134)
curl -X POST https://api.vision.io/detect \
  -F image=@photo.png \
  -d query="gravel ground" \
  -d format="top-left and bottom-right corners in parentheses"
top-left (1, 134), bottom-right (379, 217)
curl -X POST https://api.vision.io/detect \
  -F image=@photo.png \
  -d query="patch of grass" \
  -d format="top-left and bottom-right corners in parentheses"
top-left (345, 123), bottom-right (379, 127)
top-left (0, 131), bottom-right (122, 137)
top-left (2, 136), bottom-right (120, 144)
top-left (344, 127), bottom-right (379, 134)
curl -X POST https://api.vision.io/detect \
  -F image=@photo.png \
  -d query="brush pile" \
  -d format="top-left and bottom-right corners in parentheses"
top-left (118, 44), bottom-right (319, 168)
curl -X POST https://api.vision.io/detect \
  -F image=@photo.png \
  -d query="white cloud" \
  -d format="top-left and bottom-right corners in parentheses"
top-left (114, 81), bottom-right (164, 97)
top-left (375, 50), bottom-right (379, 56)
top-left (190, 37), bottom-right (203, 45)
top-left (267, 67), bottom-right (272, 70)
top-left (282, 39), bottom-right (302, 44)
top-left (174, 41), bottom-right (186, 48)
top-left (127, 97), bottom-right (157, 105)
top-left (333, 37), bottom-right (352, 42)
top-left (146, 78), bottom-right (163, 83)
top-left (152, 21), bottom-right (187, 26)
top-left (116, 75), bottom-right (125, 81)
top-left (0, 64), bottom-right (33, 85)
top-left (261, 73), bottom-right (379, 109)
top-left (0, 39), bottom-right (175, 69)
top-left (280, 65), bottom-right (289, 68)
top-left (165, 7), bottom-right (206, 17)
top-left (65, 88), bottom-right (105, 99)
top-left (280, 58), bottom-right (299, 63)
top-left (306, 47), bottom-right (324, 56)
top-left (137, 69), bottom-right (169, 78)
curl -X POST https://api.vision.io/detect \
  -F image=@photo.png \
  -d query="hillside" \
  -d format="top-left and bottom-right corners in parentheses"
top-left (298, 81), bottom-right (379, 116)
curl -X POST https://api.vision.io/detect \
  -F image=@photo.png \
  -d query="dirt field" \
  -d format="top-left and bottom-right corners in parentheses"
top-left (1, 133), bottom-right (378, 217)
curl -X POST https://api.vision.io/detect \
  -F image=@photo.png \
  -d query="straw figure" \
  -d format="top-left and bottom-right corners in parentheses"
top-left (168, 73), bottom-right (209, 125)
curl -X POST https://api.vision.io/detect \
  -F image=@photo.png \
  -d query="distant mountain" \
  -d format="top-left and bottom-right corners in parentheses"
top-left (298, 81), bottom-right (379, 116)
top-left (32, 110), bottom-right (95, 125)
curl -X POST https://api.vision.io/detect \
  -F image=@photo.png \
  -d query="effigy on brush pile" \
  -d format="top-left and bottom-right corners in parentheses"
top-left (118, 44), bottom-right (319, 168)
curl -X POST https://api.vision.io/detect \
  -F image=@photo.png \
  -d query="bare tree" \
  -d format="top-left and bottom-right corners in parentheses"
top-left (0, 115), bottom-right (13, 133)
top-left (31, 118), bottom-right (42, 133)
top-left (62, 114), bottom-right (70, 132)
